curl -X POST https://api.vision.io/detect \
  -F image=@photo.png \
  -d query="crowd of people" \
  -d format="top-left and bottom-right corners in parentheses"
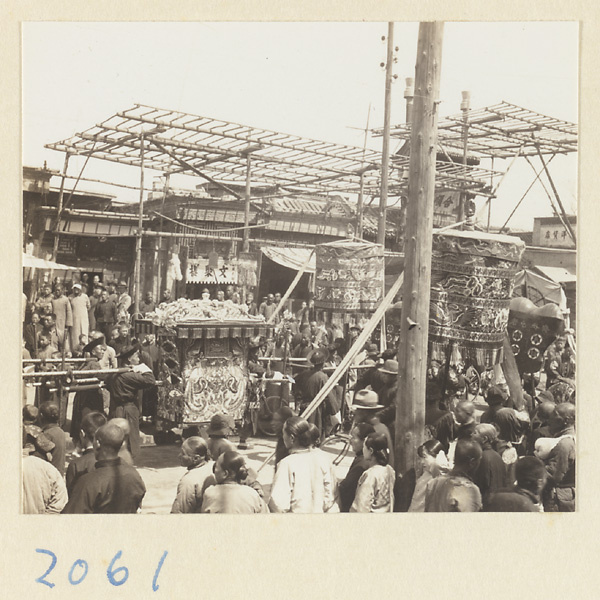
top-left (22, 278), bottom-right (576, 514)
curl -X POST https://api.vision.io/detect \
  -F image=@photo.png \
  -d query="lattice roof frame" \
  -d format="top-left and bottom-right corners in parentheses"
top-left (375, 101), bottom-right (577, 159)
top-left (45, 104), bottom-right (502, 199)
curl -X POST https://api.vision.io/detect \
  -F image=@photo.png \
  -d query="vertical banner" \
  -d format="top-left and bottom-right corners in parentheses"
top-left (428, 230), bottom-right (525, 369)
top-left (314, 239), bottom-right (384, 312)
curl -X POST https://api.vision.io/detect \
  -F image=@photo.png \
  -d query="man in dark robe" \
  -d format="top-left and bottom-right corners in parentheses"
top-left (62, 423), bottom-right (146, 514)
top-left (107, 344), bottom-right (156, 462)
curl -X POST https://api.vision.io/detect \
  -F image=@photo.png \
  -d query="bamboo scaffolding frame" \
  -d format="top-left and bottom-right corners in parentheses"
top-left (378, 101), bottom-right (577, 158)
top-left (46, 104), bottom-right (500, 198)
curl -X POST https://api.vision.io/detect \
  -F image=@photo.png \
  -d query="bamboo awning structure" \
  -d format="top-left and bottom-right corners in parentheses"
top-left (45, 104), bottom-right (501, 198)
top-left (376, 101), bottom-right (578, 159)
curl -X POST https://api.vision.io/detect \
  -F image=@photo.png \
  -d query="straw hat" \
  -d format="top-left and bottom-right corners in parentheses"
top-left (378, 359), bottom-right (398, 375)
top-left (352, 389), bottom-right (383, 410)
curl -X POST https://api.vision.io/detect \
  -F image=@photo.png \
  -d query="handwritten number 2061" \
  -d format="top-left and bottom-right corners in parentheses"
top-left (35, 549), bottom-right (167, 591)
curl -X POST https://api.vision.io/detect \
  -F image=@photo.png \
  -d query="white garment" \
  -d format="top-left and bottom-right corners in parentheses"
top-left (70, 293), bottom-right (90, 349)
top-left (310, 447), bottom-right (336, 512)
top-left (22, 454), bottom-right (68, 514)
top-left (269, 448), bottom-right (328, 513)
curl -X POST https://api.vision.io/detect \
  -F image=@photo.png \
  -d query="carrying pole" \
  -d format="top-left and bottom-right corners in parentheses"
top-left (395, 21), bottom-right (444, 476)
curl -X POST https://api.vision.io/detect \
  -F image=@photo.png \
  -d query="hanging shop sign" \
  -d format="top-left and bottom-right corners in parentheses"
top-left (186, 257), bottom-right (238, 285)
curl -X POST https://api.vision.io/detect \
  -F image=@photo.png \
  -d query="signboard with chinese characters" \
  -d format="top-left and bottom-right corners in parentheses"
top-left (433, 191), bottom-right (460, 228)
top-left (538, 224), bottom-right (576, 248)
top-left (186, 257), bottom-right (238, 284)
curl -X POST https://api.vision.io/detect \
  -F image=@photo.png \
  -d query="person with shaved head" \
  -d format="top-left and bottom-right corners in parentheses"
top-left (472, 423), bottom-right (509, 508)
top-left (62, 423), bottom-right (146, 514)
top-left (39, 402), bottom-right (66, 477)
top-left (108, 418), bottom-right (134, 465)
top-left (65, 411), bottom-right (107, 495)
top-left (425, 439), bottom-right (483, 512)
top-left (527, 400), bottom-right (556, 454)
top-left (544, 402), bottom-right (576, 512)
top-left (171, 437), bottom-right (216, 513)
top-left (452, 400), bottom-right (477, 441)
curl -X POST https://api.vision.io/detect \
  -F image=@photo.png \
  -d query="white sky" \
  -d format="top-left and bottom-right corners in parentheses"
top-left (22, 21), bottom-right (578, 231)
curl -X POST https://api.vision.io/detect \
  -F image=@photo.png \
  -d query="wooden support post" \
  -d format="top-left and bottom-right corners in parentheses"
top-left (377, 22), bottom-right (394, 248)
top-left (51, 153), bottom-right (70, 262)
top-left (133, 134), bottom-right (145, 319)
top-left (356, 172), bottom-right (365, 238)
top-left (243, 155), bottom-right (251, 252)
top-left (457, 91), bottom-right (470, 224)
top-left (395, 21), bottom-right (444, 476)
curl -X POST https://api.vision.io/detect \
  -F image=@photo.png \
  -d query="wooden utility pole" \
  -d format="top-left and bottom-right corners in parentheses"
top-left (395, 22), bottom-right (444, 475)
top-left (377, 22), bottom-right (395, 247)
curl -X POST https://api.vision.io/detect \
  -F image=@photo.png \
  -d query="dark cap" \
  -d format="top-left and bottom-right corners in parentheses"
top-left (366, 343), bottom-right (379, 356)
top-left (307, 347), bottom-right (329, 366)
top-left (207, 414), bottom-right (233, 436)
top-left (82, 337), bottom-right (104, 354)
top-left (118, 343), bottom-right (141, 363)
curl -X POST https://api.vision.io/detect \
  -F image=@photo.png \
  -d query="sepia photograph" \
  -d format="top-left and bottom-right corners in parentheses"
top-left (21, 21), bottom-right (577, 517)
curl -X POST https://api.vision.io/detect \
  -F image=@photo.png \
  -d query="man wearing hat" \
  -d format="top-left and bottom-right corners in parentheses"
top-left (351, 389), bottom-right (394, 468)
top-left (354, 348), bottom-right (396, 397)
top-left (206, 414), bottom-right (236, 461)
top-left (300, 347), bottom-right (340, 440)
top-left (70, 336), bottom-right (107, 443)
top-left (107, 343), bottom-right (157, 462)
top-left (69, 282), bottom-right (90, 351)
